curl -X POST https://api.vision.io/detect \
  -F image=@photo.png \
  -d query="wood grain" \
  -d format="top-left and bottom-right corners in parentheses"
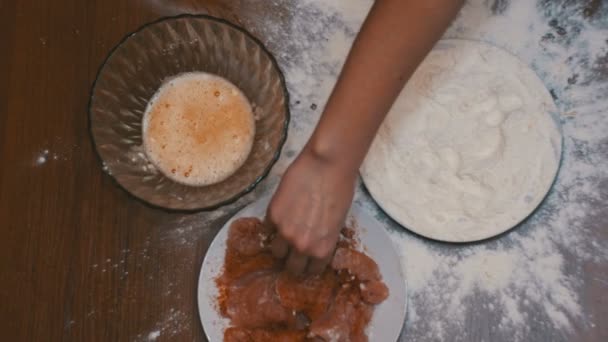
top-left (0, 1), bottom-right (248, 341)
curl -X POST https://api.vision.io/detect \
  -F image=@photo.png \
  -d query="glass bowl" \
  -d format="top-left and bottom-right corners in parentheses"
top-left (89, 15), bottom-right (289, 210)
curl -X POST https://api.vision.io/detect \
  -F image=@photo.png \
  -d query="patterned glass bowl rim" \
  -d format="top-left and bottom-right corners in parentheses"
top-left (88, 14), bottom-right (290, 211)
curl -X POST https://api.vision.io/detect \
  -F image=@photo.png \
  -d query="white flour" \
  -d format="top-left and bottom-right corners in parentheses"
top-left (147, 330), bottom-right (160, 341)
top-left (33, 142), bottom-right (75, 166)
top-left (35, 149), bottom-right (49, 165)
top-left (362, 39), bottom-right (562, 242)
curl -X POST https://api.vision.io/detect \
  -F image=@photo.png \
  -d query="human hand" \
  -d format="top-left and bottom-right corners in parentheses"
top-left (266, 147), bottom-right (357, 275)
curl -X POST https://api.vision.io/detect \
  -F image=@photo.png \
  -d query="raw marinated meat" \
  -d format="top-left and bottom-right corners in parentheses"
top-left (225, 272), bottom-right (295, 328)
top-left (224, 327), bottom-right (308, 342)
top-left (226, 217), bottom-right (272, 256)
top-left (360, 280), bottom-right (390, 304)
top-left (218, 218), bottom-right (390, 342)
top-left (308, 286), bottom-right (358, 342)
top-left (221, 253), bottom-right (276, 283)
top-left (276, 269), bottom-right (337, 321)
top-left (331, 247), bottom-right (381, 281)
top-left (224, 327), bottom-right (250, 342)
top-left (308, 284), bottom-right (373, 342)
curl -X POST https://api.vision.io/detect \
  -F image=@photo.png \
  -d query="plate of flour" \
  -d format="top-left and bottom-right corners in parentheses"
top-left (361, 39), bottom-right (562, 242)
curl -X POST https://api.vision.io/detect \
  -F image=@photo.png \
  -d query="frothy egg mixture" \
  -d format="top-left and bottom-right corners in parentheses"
top-left (143, 72), bottom-right (255, 186)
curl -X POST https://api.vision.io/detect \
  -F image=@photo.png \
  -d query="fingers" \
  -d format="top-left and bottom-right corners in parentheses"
top-left (308, 231), bottom-right (339, 259)
top-left (268, 215), bottom-right (337, 268)
top-left (286, 249), bottom-right (308, 275)
top-left (307, 254), bottom-right (332, 275)
top-left (260, 216), bottom-right (275, 235)
top-left (265, 184), bottom-right (341, 276)
top-left (277, 231), bottom-right (336, 276)
top-left (273, 245), bottom-right (333, 275)
top-left (271, 235), bottom-right (289, 259)
top-left (306, 236), bottom-right (337, 274)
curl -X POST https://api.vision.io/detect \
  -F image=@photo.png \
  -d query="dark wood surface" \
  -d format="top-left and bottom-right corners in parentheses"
top-left (1, 1), bottom-right (607, 342)
top-left (0, 1), bottom-right (250, 341)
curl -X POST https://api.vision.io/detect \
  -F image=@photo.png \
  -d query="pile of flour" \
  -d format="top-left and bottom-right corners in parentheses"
top-left (362, 39), bottom-right (562, 242)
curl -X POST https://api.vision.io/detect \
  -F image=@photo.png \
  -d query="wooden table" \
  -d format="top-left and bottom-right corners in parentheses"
top-left (1, 0), bottom-right (606, 341)
top-left (0, 1), bottom-right (258, 341)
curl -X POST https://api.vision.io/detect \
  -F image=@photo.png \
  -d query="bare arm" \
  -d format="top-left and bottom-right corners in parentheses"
top-left (311, 0), bottom-right (464, 171)
top-left (268, 0), bottom-right (464, 273)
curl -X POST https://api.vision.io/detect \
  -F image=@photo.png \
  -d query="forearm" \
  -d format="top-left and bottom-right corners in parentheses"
top-left (306, 0), bottom-right (464, 171)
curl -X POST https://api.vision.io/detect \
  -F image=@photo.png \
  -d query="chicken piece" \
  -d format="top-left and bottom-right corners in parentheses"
top-left (218, 244), bottom-right (277, 318)
top-left (224, 327), bottom-right (307, 342)
top-left (310, 285), bottom-right (372, 342)
top-left (220, 218), bottom-right (385, 342)
top-left (341, 227), bottom-right (356, 240)
top-left (331, 248), bottom-right (380, 281)
top-left (251, 329), bottom-right (307, 342)
top-left (306, 338), bottom-right (325, 342)
top-left (276, 269), bottom-right (337, 321)
top-left (349, 302), bottom-right (373, 342)
top-left (359, 280), bottom-right (389, 304)
top-left (335, 269), bottom-right (356, 285)
top-left (227, 217), bottom-right (272, 257)
top-left (225, 272), bottom-right (295, 328)
top-left (336, 228), bottom-right (358, 249)
top-left (224, 327), bottom-right (251, 342)
top-left (308, 286), bottom-right (361, 342)
top-left (221, 252), bottom-right (276, 284)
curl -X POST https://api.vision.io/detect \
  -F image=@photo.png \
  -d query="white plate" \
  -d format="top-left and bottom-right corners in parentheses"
top-left (361, 39), bottom-right (562, 243)
top-left (197, 196), bottom-right (407, 341)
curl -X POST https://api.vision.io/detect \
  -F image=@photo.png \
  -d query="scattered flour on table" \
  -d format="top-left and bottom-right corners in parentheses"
top-left (146, 330), bottom-right (160, 341)
top-left (34, 149), bottom-right (49, 165)
top-left (33, 149), bottom-right (67, 166)
top-left (33, 150), bottom-right (71, 165)
top-left (32, 138), bottom-right (78, 166)
top-left (138, 309), bottom-right (189, 341)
